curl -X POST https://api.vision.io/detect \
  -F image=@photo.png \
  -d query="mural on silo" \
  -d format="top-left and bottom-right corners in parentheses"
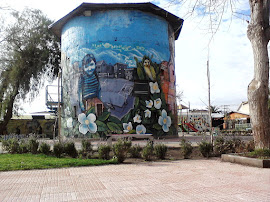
top-left (60, 9), bottom-right (177, 138)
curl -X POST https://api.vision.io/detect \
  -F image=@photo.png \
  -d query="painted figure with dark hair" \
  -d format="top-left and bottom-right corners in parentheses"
top-left (78, 54), bottom-right (101, 112)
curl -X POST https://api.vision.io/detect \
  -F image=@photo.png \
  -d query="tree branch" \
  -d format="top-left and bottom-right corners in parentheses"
top-left (266, 27), bottom-right (270, 42)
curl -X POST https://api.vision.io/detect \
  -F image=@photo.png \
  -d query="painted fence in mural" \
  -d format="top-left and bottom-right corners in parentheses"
top-left (60, 10), bottom-right (177, 138)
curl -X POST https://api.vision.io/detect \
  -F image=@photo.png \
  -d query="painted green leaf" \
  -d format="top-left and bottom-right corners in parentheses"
top-left (107, 122), bottom-right (121, 132)
top-left (128, 129), bottom-right (136, 134)
top-left (96, 120), bottom-right (108, 132)
top-left (108, 116), bottom-right (121, 124)
top-left (86, 106), bottom-right (95, 116)
top-left (121, 112), bottom-right (131, 124)
top-left (97, 111), bottom-right (110, 121)
top-left (157, 130), bottom-right (164, 137)
top-left (140, 105), bottom-right (147, 111)
top-left (134, 97), bottom-right (140, 109)
top-left (134, 56), bottom-right (138, 64)
top-left (153, 123), bottom-right (162, 130)
top-left (140, 100), bottom-right (146, 106)
top-left (137, 66), bottom-right (145, 80)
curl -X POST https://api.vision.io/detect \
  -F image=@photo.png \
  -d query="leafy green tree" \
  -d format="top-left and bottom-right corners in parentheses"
top-left (0, 8), bottom-right (60, 134)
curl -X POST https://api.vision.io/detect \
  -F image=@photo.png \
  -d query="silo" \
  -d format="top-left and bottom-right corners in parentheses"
top-left (49, 2), bottom-right (183, 138)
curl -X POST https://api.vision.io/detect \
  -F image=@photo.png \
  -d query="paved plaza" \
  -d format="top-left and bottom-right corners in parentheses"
top-left (0, 159), bottom-right (269, 201)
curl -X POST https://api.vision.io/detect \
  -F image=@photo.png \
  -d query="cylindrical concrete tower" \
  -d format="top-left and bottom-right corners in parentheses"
top-left (50, 3), bottom-right (183, 138)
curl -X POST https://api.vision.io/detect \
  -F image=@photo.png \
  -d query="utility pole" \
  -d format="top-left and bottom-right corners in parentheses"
top-left (221, 105), bottom-right (229, 116)
top-left (207, 59), bottom-right (213, 144)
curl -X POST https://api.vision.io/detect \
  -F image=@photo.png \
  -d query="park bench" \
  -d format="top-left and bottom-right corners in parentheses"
top-left (107, 134), bottom-right (153, 145)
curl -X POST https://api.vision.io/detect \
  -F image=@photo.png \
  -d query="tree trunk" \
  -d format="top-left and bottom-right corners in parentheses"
top-left (0, 85), bottom-right (19, 135)
top-left (247, 0), bottom-right (270, 149)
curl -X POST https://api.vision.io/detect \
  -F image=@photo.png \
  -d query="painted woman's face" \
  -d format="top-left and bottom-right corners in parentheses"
top-left (84, 59), bottom-right (96, 74)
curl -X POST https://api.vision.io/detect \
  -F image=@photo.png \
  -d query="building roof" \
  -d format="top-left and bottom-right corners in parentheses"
top-left (49, 2), bottom-right (184, 40)
top-left (227, 111), bottom-right (250, 116)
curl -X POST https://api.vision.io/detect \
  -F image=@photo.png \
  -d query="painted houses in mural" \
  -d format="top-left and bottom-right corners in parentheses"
top-left (49, 2), bottom-right (184, 138)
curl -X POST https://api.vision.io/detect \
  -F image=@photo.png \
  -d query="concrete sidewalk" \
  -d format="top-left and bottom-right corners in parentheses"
top-left (0, 159), bottom-right (269, 202)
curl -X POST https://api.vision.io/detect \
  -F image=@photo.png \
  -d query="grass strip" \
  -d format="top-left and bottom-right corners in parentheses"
top-left (0, 153), bottom-right (117, 171)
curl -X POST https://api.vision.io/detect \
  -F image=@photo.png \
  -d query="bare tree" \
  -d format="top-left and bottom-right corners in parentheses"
top-left (165, 0), bottom-right (270, 149)
top-left (247, 0), bottom-right (270, 149)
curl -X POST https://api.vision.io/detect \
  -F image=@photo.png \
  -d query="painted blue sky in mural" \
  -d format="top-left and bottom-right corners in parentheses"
top-left (61, 10), bottom-right (170, 68)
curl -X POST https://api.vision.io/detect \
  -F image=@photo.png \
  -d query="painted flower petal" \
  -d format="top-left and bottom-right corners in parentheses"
top-left (123, 123), bottom-right (128, 129)
top-left (154, 98), bottom-right (162, 109)
top-left (144, 109), bottom-right (151, 118)
top-left (79, 124), bottom-right (89, 135)
top-left (161, 109), bottom-right (167, 118)
top-left (136, 124), bottom-right (146, 134)
top-left (162, 124), bottom-right (169, 132)
top-left (87, 113), bottom-right (96, 122)
top-left (133, 114), bottom-right (142, 123)
top-left (145, 100), bottom-right (153, 108)
top-left (153, 82), bottom-right (160, 93)
top-left (78, 113), bottom-right (87, 124)
top-left (123, 122), bottom-right (133, 133)
top-left (149, 82), bottom-right (154, 94)
top-left (88, 122), bottom-right (97, 133)
top-left (158, 116), bottom-right (163, 126)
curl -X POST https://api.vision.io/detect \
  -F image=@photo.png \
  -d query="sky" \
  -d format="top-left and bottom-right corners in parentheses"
top-left (0, 0), bottom-right (258, 113)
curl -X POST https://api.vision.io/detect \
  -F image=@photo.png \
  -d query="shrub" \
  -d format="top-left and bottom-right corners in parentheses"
top-left (142, 141), bottom-right (154, 161)
top-left (53, 142), bottom-right (64, 158)
top-left (39, 142), bottom-right (51, 155)
top-left (64, 142), bottom-right (78, 158)
top-left (214, 137), bottom-right (226, 156)
top-left (98, 144), bottom-right (111, 160)
top-left (154, 144), bottom-right (168, 160)
top-left (19, 140), bottom-right (29, 154)
top-left (247, 148), bottom-right (270, 159)
top-left (180, 139), bottom-right (193, 159)
top-left (28, 138), bottom-right (39, 154)
top-left (112, 139), bottom-right (132, 163)
top-left (199, 141), bottom-right (212, 158)
top-left (245, 140), bottom-right (255, 152)
top-left (129, 144), bottom-right (142, 158)
top-left (81, 139), bottom-right (92, 153)
top-left (2, 138), bottom-right (20, 154)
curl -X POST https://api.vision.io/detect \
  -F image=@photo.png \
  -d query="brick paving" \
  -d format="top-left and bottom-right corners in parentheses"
top-left (0, 159), bottom-right (269, 202)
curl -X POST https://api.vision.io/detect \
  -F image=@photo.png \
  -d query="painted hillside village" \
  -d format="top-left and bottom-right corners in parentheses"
top-left (2, 3), bottom-right (252, 139)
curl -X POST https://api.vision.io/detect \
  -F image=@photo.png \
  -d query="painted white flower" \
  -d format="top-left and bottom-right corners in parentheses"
top-left (136, 124), bottom-right (146, 135)
top-left (66, 117), bottom-right (73, 128)
top-left (149, 82), bottom-right (160, 94)
top-left (144, 109), bottom-right (151, 118)
top-left (123, 122), bottom-right (133, 133)
top-left (158, 109), bottom-right (172, 132)
top-left (78, 113), bottom-right (97, 134)
top-left (133, 114), bottom-right (142, 123)
top-left (154, 98), bottom-right (162, 109)
top-left (145, 100), bottom-right (153, 108)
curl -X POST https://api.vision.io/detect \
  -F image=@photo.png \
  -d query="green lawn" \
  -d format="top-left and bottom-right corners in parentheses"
top-left (0, 154), bottom-right (117, 171)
